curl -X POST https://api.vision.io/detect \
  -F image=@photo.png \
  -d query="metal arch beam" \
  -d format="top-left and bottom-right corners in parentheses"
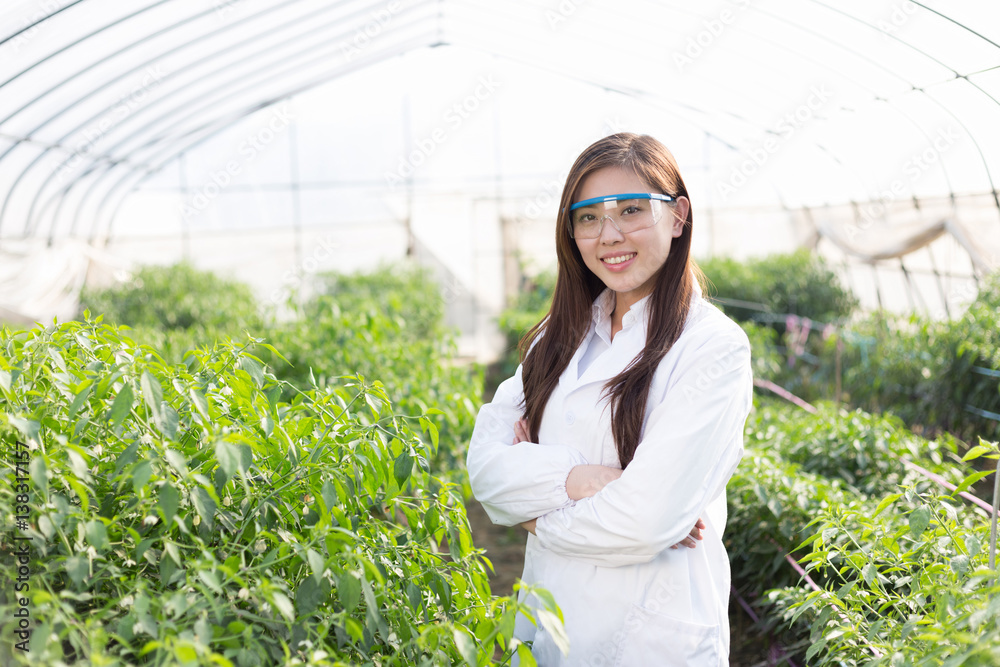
top-left (0, 0), bottom-right (176, 91)
top-left (0, 0), bottom-right (403, 234)
top-left (806, 0), bottom-right (1000, 217)
top-left (0, 0), bottom-right (89, 48)
top-left (14, 1), bottom-right (434, 239)
top-left (0, 0), bottom-right (319, 130)
top-left (444, 2), bottom-right (947, 212)
top-left (85, 3), bottom-right (945, 241)
top-left (9, 2), bottom-right (997, 240)
top-left (29, 7), bottom-right (440, 240)
top-left (651, 0), bottom-right (999, 223)
top-left (96, 33), bottom-right (442, 243)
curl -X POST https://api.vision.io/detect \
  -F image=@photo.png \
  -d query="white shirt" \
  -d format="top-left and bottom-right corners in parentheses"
top-left (467, 289), bottom-right (753, 666)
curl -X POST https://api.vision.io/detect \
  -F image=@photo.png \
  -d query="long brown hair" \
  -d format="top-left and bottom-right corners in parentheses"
top-left (519, 133), bottom-right (700, 468)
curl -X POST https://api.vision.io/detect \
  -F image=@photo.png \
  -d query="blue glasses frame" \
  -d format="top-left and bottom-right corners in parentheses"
top-left (567, 192), bottom-right (676, 212)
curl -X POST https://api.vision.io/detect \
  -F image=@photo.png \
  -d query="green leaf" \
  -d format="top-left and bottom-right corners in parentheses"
top-left (141, 371), bottom-right (164, 423)
top-left (107, 383), bottom-right (135, 431)
top-left (909, 505), bottom-right (931, 538)
top-left (257, 342), bottom-right (290, 365)
top-left (270, 592), bottom-right (295, 623)
top-left (338, 572), bottom-right (361, 613)
top-left (159, 482), bottom-right (179, 525)
top-left (189, 388), bottom-right (210, 421)
top-left (950, 554), bottom-right (970, 576)
top-left (132, 460), bottom-right (153, 494)
top-left (296, 576), bottom-right (330, 616)
top-left (953, 469), bottom-right (994, 496)
top-left (165, 449), bottom-right (188, 476)
top-left (537, 608), bottom-right (570, 656)
top-left (215, 440), bottom-right (239, 479)
top-left (453, 628), bottom-right (478, 667)
top-left (8, 416), bottom-right (39, 442)
top-left (965, 533), bottom-right (982, 558)
top-left (158, 404), bottom-right (179, 440)
top-left (516, 643), bottom-right (538, 667)
top-left (67, 382), bottom-right (93, 421)
top-left (65, 555), bottom-right (89, 587)
top-left (393, 450), bottom-right (413, 487)
top-left (406, 581), bottom-right (421, 610)
top-left (873, 492), bottom-right (902, 517)
top-left (302, 549), bottom-right (323, 579)
top-left (192, 487), bottom-right (216, 530)
top-left (29, 456), bottom-right (47, 497)
top-left (805, 638), bottom-right (827, 662)
top-left (962, 443), bottom-right (995, 461)
top-left (238, 357), bottom-right (265, 388)
top-left (197, 570), bottom-right (221, 594)
top-left (85, 519), bottom-right (109, 551)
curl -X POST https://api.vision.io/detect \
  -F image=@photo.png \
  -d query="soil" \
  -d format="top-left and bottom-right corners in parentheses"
top-left (465, 499), bottom-right (794, 666)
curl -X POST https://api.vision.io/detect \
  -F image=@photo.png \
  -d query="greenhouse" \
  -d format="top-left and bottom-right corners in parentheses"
top-left (1, 0), bottom-right (999, 664)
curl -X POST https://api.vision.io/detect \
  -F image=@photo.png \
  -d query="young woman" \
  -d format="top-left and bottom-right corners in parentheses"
top-left (467, 133), bottom-right (753, 665)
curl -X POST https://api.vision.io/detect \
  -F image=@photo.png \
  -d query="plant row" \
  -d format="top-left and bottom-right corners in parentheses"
top-left (727, 398), bottom-right (999, 664)
top-left (0, 320), bottom-right (560, 666)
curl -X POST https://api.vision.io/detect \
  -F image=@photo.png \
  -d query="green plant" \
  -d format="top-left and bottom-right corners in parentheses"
top-left (262, 265), bottom-right (482, 482)
top-left (490, 271), bottom-right (556, 395)
top-left (78, 263), bottom-right (264, 363)
top-left (700, 250), bottom-right (858, 328)
top-left (727, 399), bottom-right (996, 662)
top-left (0, 318), bottom-right (555, 666)
top-left (769, 476), bottom-right (998, 665)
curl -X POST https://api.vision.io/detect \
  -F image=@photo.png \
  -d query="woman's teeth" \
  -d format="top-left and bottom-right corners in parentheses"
top-left (603, 253), bottom-right (636, 265)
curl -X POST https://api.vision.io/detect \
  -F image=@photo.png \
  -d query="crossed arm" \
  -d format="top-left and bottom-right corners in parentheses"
top-left (510, 419), bottom-right (706, 550)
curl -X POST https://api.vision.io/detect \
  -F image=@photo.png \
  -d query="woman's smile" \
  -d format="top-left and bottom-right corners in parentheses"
top-left (600, 251), bottom-right (637, 269)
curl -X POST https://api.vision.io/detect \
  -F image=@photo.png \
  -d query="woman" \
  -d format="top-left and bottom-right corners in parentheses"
top-left (467, 133), bottom-right (753, 665)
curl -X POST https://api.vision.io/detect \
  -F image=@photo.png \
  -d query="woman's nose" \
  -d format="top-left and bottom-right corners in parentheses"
top-left (598, 215), bottom-right (625, 243)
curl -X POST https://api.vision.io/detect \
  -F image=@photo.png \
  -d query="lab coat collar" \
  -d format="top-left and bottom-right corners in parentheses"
top-left (590, 289), bottom-right (653, 331)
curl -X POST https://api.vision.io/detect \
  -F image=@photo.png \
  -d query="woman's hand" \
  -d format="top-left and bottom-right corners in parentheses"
top-left (670, 518), bottom-right (705, 549)
top-left (565, 465), bottom-right (622, 500)
top-left (512, 418), bottom-right (530, 445)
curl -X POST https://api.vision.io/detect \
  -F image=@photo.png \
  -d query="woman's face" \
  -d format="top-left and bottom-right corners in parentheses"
top-left (572, 166), bottom-right (688, 306)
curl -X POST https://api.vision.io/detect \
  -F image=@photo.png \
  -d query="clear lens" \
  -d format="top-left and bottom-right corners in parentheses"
top-left (570, 197), bottom-right (663, 239)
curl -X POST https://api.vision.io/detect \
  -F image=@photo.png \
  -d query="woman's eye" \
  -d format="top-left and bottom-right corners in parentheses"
top-left (577, 213), bottom-right (595, 223)
top-left (622, 206), bottom-right (641, 215)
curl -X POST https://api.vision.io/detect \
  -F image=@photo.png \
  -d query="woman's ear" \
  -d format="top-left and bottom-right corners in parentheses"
top-left (670, 196), bottom-right (690, 237)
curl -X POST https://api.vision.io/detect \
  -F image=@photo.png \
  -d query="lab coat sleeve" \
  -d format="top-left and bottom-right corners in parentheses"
top-left (533, 326), bottom-right (753, 566)
top-left (467, 364), bottom-right (589, 527)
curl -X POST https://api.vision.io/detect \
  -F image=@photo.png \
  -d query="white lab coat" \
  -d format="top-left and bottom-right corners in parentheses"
top-left (467, 289), bottom-right (753, 666)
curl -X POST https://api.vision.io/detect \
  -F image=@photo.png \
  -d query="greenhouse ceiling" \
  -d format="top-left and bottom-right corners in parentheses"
top-left (0, 0), bottom-right (998, 306)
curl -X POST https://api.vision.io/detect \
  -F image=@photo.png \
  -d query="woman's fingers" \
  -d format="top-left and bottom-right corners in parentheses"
top-left (670, 518), bottom-right (707, 549)
top-left (512, 419), bottom-right (529, 444)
